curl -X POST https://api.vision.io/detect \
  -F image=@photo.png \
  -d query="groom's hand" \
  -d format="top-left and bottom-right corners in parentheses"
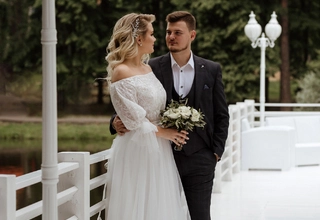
top-left (112, 115), bottom-right (129, 135)
top-left (214, 153), bottom-right (221, 162)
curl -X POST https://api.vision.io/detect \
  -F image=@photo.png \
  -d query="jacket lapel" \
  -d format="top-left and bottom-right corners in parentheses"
top-left (158, 53), bottom-right (207, 107)
top-left (159, 53), bottom-right (173, 102)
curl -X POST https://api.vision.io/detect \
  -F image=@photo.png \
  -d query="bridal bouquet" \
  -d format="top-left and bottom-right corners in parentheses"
top-left (160, 98), bottom-right (206, 151)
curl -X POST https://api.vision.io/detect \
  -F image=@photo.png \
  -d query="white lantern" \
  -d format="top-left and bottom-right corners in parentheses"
top-left (244, 11), bottom-right (262, 43)
top-left (265, 11), bottom-right (282, 42)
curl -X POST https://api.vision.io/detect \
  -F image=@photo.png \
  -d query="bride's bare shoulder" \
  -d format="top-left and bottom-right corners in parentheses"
top-left (111, 64), bottom-right (132, 83)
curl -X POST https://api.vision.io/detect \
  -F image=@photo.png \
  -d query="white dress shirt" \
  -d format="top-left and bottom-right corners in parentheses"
top-left (170, 53), bottom-right (195, 98)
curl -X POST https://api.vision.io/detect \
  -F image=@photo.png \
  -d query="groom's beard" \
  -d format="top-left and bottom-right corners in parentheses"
top-left (168, 44), bottom-right (188, 53)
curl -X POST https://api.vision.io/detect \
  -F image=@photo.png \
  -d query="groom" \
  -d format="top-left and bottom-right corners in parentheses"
top-left (110, 11), bottom-right (229, 220)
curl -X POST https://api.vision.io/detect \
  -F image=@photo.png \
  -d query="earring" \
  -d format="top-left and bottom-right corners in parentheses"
top-left (139, 43), bottom-right (142, 46)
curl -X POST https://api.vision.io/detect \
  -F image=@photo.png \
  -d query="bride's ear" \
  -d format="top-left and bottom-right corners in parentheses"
top-left (136, 37), bottom-right (142, 46)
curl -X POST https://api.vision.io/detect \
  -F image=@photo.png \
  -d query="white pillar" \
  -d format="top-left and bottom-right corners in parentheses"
top-left (41, 0), bottom-right (58, 219)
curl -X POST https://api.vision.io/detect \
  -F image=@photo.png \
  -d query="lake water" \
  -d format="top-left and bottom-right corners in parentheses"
top-left (0, 139), bottom-right (111, 219)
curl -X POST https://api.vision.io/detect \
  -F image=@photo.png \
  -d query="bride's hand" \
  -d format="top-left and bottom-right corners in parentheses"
top-left (156, 127), bottom-right (189, 146)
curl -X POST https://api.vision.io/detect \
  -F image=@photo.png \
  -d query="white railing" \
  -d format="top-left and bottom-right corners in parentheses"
top-left (0, 150), bottom-right (112, 220)
top-left (251, 102), bottom-right (320, 127)
top-left (0, 100), bottom-right (257, 218)
top-left (254, 102), bottom-right (320, 116)
top-left (213, 99), bottom-right (254, 193)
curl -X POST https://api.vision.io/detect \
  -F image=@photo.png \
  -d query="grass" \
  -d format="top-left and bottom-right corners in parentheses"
top-left (0, 122), bottom-right (114, 145)
top-left (268, 80), bottom-right (298, 103)
top-left (268, 81), bottom-right (280, 102)
top-left (0, 122), bottom-right (114, 151)
top-left (0, 122), bottom-right (112, 140)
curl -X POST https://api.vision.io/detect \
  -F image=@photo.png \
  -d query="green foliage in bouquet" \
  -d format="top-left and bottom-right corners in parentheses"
top-left (160, 98), bottom-right (206, 131)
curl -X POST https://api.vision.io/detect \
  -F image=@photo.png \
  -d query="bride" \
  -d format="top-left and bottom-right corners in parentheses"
top-left (104, 13), bottom-right (191, 220)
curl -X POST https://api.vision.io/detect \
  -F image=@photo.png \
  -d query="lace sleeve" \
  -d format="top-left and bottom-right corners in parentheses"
top-left (110, 80), bottom-right (148, 131)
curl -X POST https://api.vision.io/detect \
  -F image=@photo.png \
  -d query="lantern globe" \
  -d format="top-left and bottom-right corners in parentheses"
top-left (265, 11), bottom-right (282, 41)
top-left (244, 11), bottom-right (262, 42)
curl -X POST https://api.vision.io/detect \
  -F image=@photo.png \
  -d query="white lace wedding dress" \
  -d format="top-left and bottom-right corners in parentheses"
top-left (105, 72), bottom-right (190, 220)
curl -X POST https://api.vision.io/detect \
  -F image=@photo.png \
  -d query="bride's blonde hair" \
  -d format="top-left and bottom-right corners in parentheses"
top-left (105, 13), bottom-right (155, 79)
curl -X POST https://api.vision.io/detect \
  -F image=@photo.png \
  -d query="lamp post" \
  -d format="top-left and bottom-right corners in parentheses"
top-left (245, 11), bottom-right (282, 126)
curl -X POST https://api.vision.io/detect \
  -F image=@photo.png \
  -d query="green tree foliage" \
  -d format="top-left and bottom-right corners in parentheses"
top-left (1, 0), bottom-right (320, 106)
top-left (0, 0), bottom-right (40, 70)
top-left (307, 50), bottom-right (320, 71)
top-left (289, 1), bottom-right (320, 78)
top-left (51, 0), bottom-right (115, 104)
top-left (0, 0), bottom-right (40, 94)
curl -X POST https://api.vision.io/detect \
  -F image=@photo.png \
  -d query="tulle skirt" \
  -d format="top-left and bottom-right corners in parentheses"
top-left (105, 122), bottom-right (190, 220)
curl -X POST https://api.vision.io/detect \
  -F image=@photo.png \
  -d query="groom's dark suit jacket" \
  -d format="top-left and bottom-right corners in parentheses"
top-left (148, 53), bottom-right (229, 157)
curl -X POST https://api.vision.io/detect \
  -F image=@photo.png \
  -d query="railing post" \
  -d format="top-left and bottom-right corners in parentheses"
top-left (213, 162), bottom-right (221, 193)
top-left (214, 103), bottom-right (237, 193)
top-left (244, 99), bottom-right (255, 125)
top-left (0, 175), bottom-right (16, 220)
top-left (221, 105), bottom-right (235, 182)
top-left (233, 105), bottom-right (241, 173)
top-left (58, 152), bottom-right (90, 220)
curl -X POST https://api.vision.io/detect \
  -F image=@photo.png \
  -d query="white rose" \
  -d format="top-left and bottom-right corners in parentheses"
top-left (191, 109), bottom-right (201, 122)
top-left (163, 110), bottom-right (170, 117)
top-left (166, 109), bottom-right (180, 119)
top-left (179, 106), bottom-right (192, 119)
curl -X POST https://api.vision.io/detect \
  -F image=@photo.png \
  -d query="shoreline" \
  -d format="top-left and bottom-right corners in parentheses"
top-left (0, 115), bottom-right (111, 124)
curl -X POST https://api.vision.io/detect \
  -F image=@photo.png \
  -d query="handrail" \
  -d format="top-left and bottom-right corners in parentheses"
top-left (15, 162), bottom-right (79, 190)
top-left (254, 102), bottom-right (320, 107)
top-left (90, 149), bottom-right (112, 164)
top-left (257, 111), bottom-right (320, 116)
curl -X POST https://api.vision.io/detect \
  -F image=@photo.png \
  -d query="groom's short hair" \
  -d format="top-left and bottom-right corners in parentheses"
top-left (166, 11), bottom-right (196, 31)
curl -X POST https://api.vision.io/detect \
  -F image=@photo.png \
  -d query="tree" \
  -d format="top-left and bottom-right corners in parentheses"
top-left (2, 0), bottom-right (320, 109)
top-left (280, 0), bottom-right (291, 109)
top-left (0, 0), bottom-right (40, 95)
top-left (289, 1), bottom-right (320, 79)
top-left (52, 0), bottom-right (110, 105)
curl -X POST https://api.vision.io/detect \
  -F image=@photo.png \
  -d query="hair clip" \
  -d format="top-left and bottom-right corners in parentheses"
top-left (132, 17), bottom-right (140, 38)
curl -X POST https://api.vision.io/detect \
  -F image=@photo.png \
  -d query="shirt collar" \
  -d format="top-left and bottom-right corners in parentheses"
top-left (170, 51), bottom-right (194, 69)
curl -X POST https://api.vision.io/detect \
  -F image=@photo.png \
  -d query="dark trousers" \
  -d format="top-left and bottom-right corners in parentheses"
top-left (173, 147), bottom-right (217, 220)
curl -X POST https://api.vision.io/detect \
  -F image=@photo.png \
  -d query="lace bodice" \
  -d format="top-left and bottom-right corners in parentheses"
top-left (110, 72), bottom-right (166, 130)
